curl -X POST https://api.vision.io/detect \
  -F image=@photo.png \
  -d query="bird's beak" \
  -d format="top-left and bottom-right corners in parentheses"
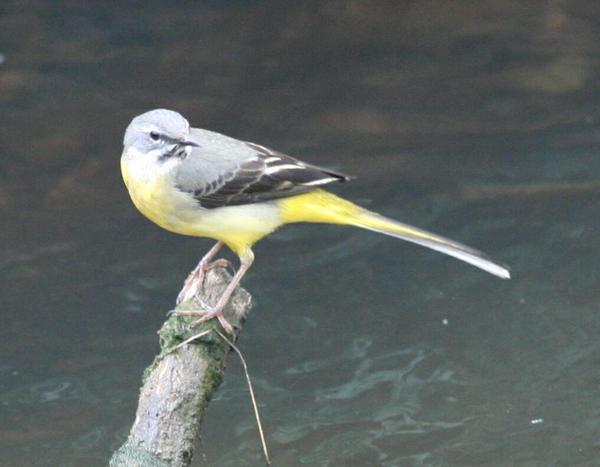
top-left (181, 135), bottom-right (201, 147)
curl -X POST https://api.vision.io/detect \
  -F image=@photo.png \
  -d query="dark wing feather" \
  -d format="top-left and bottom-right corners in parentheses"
top-left (189, 142), bottom-right (351, 209)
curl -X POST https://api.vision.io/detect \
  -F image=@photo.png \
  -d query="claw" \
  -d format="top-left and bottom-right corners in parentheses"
top-left (170, 308), bottom-right (234, 334)
top-left (176, 242), bottom-right (229, 305)
top-left (171, 243), bottom-right (254, 336)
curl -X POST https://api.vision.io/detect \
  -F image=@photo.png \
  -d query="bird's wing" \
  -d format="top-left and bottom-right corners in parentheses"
top-left (175, 129), bottom-right (351, 209)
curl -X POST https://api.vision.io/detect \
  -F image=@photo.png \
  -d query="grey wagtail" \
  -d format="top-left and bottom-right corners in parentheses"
top-left (121, 109), bottom-right (510, 333)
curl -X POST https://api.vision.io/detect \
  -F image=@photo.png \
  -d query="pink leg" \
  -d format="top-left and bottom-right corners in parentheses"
top-left (176, 241), bottom-right (232, 305)
top-left (173, 249), bottom-right (255, 334)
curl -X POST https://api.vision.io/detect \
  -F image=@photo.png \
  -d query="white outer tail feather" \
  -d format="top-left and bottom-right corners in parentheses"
top-left (356, 212), bottom-right (511, 279)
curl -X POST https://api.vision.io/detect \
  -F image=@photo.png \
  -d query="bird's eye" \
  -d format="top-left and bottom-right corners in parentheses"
top-left (149, 131), bottom-right (160, 141)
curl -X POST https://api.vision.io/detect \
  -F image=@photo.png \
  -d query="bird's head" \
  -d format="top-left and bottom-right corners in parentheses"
top-left (122, 109), bottom-right (200, 165)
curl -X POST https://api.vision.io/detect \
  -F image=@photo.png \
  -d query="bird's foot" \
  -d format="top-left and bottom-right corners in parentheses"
top-left (170, 306), bottom-right (234, 335)
top-left (176, 258), bottom-right (234, 305)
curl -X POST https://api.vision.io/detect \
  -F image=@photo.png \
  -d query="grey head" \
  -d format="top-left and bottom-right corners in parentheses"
top-left (123, 109), bottom-right (200, 161)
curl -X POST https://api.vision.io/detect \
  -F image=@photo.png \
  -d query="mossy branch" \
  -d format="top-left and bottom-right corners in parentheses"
top-left (109, 267), bottom-right (251, 467)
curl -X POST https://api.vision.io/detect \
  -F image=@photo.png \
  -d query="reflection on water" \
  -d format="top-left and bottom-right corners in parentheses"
top-left (2, 1), bottom-right (600, 466)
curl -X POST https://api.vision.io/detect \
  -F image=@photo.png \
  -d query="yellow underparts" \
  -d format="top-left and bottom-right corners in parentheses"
top-left (121, 161), bottom-right (429, 256)
top-left (122, 153), bottom-right (509, 278)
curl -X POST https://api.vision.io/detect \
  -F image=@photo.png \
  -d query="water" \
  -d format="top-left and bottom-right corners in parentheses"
top-left (2, 1), bottom-right (600, 465)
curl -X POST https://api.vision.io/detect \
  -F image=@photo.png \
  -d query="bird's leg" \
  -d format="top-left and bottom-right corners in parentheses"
top-left (176, 241), bottom-right (232, 306)
top-left (174, 249), bottom-right (254, 334)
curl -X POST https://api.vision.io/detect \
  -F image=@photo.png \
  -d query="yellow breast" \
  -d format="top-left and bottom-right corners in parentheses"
top-left (121, 156), bottom-right (189, 233)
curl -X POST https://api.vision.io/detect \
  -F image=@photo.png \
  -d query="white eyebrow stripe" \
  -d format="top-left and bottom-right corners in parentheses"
top-left (264, 164), bottom-right (306, 174)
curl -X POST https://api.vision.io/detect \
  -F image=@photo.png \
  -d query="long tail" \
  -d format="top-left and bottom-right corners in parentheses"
top-left (278, 189), bottom-right (510, 279)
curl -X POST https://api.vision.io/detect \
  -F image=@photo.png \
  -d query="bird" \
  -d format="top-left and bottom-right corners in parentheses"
top-left (121, 109), bottom-right (510, 333)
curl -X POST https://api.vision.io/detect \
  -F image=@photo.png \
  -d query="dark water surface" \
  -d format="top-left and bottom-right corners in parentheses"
top-left (2, 1), bottom-right (600, 466)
